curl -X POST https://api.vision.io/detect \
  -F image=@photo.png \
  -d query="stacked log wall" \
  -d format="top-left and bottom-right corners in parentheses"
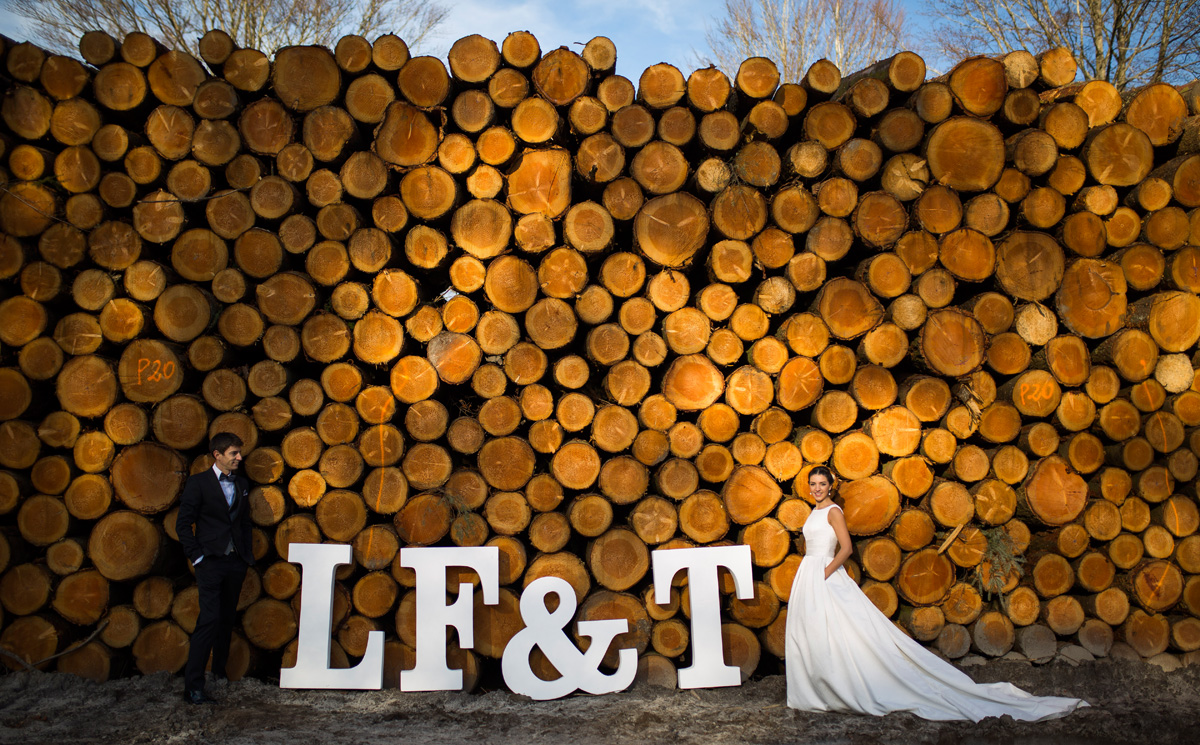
top-left (2, 30), bottom-right (1200, 685)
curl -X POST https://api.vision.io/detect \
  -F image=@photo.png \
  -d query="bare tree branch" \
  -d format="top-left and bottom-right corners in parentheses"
top-left (923, 0), bottom-right (1200, 91)
top-left (0, 620), bottom-right (109, 673)
top-left (3, 0), bottom-right (449, 56)
top-left (700, 0), bottom-right (909, 82)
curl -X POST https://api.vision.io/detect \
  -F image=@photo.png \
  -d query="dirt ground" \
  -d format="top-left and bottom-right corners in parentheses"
top-left (1, 658), bottom-right (1198, 745)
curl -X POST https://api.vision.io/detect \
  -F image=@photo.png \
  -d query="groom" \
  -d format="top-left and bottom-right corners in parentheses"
top-left (176, 432), bottom-right (254, 704)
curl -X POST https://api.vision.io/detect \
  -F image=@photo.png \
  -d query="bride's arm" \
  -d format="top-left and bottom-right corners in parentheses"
top-left (824, 508), bottom-right (854, 580)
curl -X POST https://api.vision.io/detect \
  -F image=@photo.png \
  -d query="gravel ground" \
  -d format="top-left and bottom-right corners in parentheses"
top-left (2, 657), bottom-right (1199, 745)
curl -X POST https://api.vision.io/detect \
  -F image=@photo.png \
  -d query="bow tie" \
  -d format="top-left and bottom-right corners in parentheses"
top-left (219, 473), bottom-right (235, 482)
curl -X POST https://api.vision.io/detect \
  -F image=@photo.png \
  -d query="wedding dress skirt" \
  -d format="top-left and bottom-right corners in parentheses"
top-left (785, 505), bottom-right (1088, 722)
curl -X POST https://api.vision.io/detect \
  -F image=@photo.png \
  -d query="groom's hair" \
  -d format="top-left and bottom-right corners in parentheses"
top-left (210, 432), bottom-right (244, 456)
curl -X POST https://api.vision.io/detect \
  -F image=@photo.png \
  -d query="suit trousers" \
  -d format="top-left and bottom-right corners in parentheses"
top-left (184, 553), bottom-right (248, 692)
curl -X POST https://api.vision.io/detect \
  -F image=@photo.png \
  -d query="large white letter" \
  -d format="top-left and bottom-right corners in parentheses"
top-left (400, 546), bottom-right (499, 692)
top-left (652, 545), bottom-right (754, 689)
top-left (281, 543), bottom-right (383, 689)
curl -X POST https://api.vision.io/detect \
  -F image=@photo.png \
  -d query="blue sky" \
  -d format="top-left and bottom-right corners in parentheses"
top-left (424, 0), bottom-right (932, 81)
top-left (0, 2), bottom-right (735, 77)
top-left (2, 0), bottom-right (932, 81)
top-left (422, 0), bottom-right (718, 80)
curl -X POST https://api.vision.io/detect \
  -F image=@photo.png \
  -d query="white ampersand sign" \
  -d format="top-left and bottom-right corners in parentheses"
top-left (500, 576), bottom-right (638, 700)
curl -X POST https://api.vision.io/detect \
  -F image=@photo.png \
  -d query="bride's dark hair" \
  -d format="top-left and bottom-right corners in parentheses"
top-left (809, 465), bottom-right (834, 484)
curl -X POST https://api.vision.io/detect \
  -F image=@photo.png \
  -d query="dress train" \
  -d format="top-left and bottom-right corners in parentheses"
top-left (785, 505), bottom-right (1088, 722)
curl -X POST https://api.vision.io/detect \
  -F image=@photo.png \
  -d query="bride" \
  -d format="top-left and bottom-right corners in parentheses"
top-left (785, 465), bottom-right (1088, 722)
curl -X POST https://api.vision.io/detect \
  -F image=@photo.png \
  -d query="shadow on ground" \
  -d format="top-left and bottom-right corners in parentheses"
top-left (2, 659), bottom-right (1198, 744)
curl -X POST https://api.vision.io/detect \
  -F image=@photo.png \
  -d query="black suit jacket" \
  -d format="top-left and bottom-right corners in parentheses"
top-left (176, 468), bottom-right (254, 566)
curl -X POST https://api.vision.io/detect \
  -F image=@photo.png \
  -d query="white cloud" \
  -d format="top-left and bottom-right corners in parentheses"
top-left (1, 9), bottom-right (36, 40)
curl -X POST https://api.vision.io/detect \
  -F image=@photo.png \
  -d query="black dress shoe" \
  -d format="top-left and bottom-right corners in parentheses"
top-left (185, 689), bottom-right (214, 705)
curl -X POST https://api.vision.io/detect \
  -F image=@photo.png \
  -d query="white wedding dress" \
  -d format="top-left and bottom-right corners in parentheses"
top-left (785, 504), bottom-right (1088, 721)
